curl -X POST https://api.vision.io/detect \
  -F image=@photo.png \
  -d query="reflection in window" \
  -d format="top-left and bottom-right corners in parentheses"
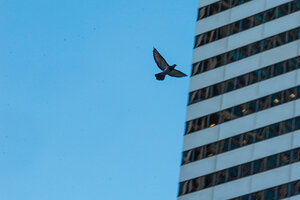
top-left (230, 180), bottom-right (300, 200)
top-left (253, 159), bottom-right (265, 174)
top-left (179, 148), bottom-right (300, 196)
top-left (182, 117), bottom-right (300, 165)
top-left (215, 170), bottom-right (227, 185)
top-left (192, 27), bottom-right (300, 76)
top-left (279, 184), bottom-right (289, 198)
top-left (227, 166), bottom-right (240, 181)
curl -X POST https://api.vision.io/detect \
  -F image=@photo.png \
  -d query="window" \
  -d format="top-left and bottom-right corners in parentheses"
top-left (241, 162), bottom-right (252, 177)
top-left (264, 7), bottom-right (277, 21)
top-left (178, 148), bottom-right (300, 196)
top-left (268, 123), bottom-right (280, 138)
top-left (191, 177), bottom-right (202, 192)
top-left (252, 191), bottom-right (264, 200)
top-left (280, 119), bottom-right (294, 134)
top-left (215, 170), bottom-right (227, 185)
top-left (260, 66), bottom-right (272, 80)
top-left (279, 151), bottom-right (291, 166)
top-left (248, 71), bottom-right (259, 85)
top-left (253, 159), bottom-right (265, 174)
top-left (182, 150), bottom-right (194, 165)
top-left (242, 131), bottom-right (255, 146)
top-left (278, 184), bottom-right (289, 198)
top-left (205, 142), bottom-right (217, 157)
top-left (271, 92), bottom-right (282, 107)
top-left (218, 138), bottom-right (230, 153)
top-left (224, 79), bottom-right (236, 93)
top-left (203, 174), bottom-right (214, 188)
top-left (256, 96), bottom-right (270, 111)
top-left (229, 135), bottom-right (242, 150)
top-left (265, 187), bottom-right (277, 200)
top-left (227, 166), bottom-right (240, 181)
top-left (266, 154), bottom-right (278, 170)
top-left (186, 86), bottom-right (299, 135)
top-left (290, 181), bottom-right (300, 196)
top-left (194, 146), bottom-right (205, 161)
top-left (277, 3), bottom-right (289, 17)
top-left (256, 127), bottom-right (268, 142)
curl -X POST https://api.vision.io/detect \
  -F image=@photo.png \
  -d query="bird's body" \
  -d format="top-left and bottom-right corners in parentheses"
top-left (153, 48), bottom-right (187, 80)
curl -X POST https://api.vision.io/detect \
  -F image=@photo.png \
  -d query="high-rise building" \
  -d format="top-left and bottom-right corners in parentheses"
top-left (178, 0), bottom-right (300, 199)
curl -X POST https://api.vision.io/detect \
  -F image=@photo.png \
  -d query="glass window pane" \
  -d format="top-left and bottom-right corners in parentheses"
top-left (200, 87), bottom-right (210, 100)
top-left (260, 66), bottom-right (273, 80)
top-left (278, 184), bottom-right (289, 198)
top-left (271, 92), bottom-right (282, 106)
top-left (244, 101), bottom-right (256, 114)
top-left (248, 71), bottom-right (259, 85)
top-left (182, 150), bottom-right (194, 165)
top-left (274, 32), bottom-right (286, 47)
top-left (273, 62), bottom-right (285, 76)
top-left (279, 151), bottom-right (291, 166)
top-left (291, 148), bottom-right (300, 163)
top-left (240, 16), bottom-right (253, 30)
top-left (221, 109), bottom-right (233, 122)
top-left (227, 49), bottom-right (240, 63)
top-left (295, 117), bottom-right (300, 130)
top-left (206, 142), bottom-right (217, 157)
top-left (208, 113), bottom-right (219, 128)
top-left (256, 127), bottom-right (268, 142)
top-left (227, 166), bottom-right (240, 181)
top-left (290, 181), bottom-right (300, 196)
top-left (253, 159), bottom-right (265, 174)
top-left (257, 96), bottom-right (270, 111)
top-left (218, 138), bottom-right (230, 154)
top-left (276, 3), bottom-right (289, 18)
top-left (265, 187), bottom-right (276, 200)
top-left (285, 58), bottom-right (298, 72)
top-left (212, 83), bottom-right (223, 97)
top-left (252, 191), bottom-right (264, 200)
top-left (266, 154), bottom-right (278, 170)
top-left (261, 37), bottom-right (274, 51)
top-left (280, 119), bottom-right (294, 134)
top-left (249, 41), bottom-right (261, 55)
top-left (230, 135), bottom-right (242, 150)
top-left (253, 13), bottom-right (264, 26)
top-left (194, 146), bottom-right (205, 161)
top-left (198, 7), bottom-right (207, 20)
top-left (264, 7), bottom-right (277, 21)
top-left (232, 105), bottom-right (244, 119)
top-left (191, 177), bottom-right (203, 192)
top-left (268, 122), bottom-right (280, 138)
top-left (209, 2), bottom-right (220, 16)
top-left (215, 170), bottom-right (227, 185)
top-left (241, 162), bottom-right (252, 177)
top-left (220, 0), bottom-right (231, 12)
top-left (236, 74), bottom-right (248, 89)
top-left (203, 173), bottom-right (215, 188)
top-left (219, 25), bottom-right (228, 38)
top-left (224, 79), bottom-right (236, 93)
top-left (284, 88), bottom-right (296, 102)
top-left (242, 131), bottom-right (255, 146)
top-left (197, 116), bottom-right (208, 131)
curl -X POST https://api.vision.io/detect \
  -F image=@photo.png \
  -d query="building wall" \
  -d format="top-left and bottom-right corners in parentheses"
top-left (178, 0), bottom-right (300, 199)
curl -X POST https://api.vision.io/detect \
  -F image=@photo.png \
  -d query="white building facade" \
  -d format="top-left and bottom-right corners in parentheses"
top-left (178, 0), bottom-right (300, 199)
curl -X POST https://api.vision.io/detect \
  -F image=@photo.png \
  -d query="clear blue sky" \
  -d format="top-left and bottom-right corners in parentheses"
top-left (0, 1), bottom-right (197, 199)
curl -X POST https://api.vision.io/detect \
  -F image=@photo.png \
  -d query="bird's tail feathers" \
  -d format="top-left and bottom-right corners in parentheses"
top-left (155, 72), bottom-right (165, 80)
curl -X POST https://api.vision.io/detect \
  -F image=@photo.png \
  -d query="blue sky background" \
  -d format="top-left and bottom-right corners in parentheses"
top-left (0, 1), bottom-right (197, 199)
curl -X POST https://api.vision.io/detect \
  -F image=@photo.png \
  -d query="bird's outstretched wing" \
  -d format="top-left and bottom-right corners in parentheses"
top-left (168, 69), bottom-right (187, 77)
top-left (153, 48), bottom-right (169, 71)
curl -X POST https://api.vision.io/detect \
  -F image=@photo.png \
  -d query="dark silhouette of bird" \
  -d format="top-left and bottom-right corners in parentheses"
top-left (153, 47), bottom-right (187, 80)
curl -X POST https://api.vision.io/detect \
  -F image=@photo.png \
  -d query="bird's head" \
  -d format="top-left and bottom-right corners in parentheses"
top-left (171, 64), bottom-right (177, 68)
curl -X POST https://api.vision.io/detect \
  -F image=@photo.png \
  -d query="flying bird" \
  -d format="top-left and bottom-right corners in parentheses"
top-left (153, 48), bottom-right (187, 80)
